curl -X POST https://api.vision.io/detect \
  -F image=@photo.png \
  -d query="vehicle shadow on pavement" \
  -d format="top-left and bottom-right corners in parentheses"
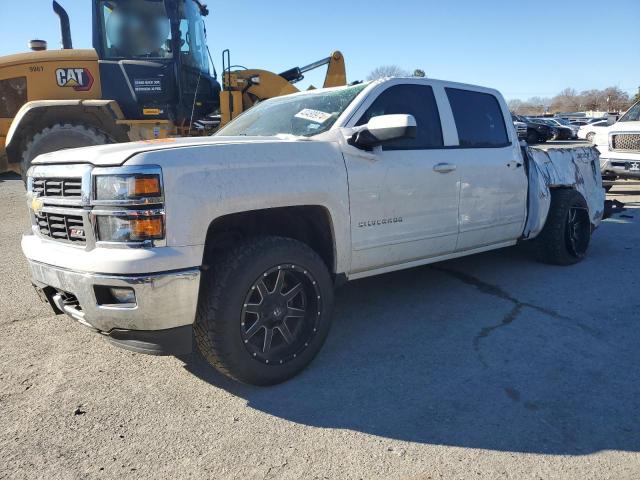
top-left (182, 228), bottom-right (640, 455)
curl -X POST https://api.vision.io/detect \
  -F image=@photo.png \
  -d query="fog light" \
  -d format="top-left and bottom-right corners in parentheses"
top-left (109, 287), bottom-right (136, 305)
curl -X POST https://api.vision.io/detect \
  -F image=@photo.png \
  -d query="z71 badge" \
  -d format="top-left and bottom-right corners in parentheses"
top-left (55, 68), bottom-right (94, 91)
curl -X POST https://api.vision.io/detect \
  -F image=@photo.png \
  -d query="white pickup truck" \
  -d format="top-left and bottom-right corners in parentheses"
top-left (23, 77), bottom-right (605, 385)
top-left (595, 100), bottom-right (640, 188)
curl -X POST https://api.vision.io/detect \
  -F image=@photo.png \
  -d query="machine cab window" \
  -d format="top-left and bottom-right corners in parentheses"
top-left (99, 0), bottom-right (173, 59)
top-left (178, 0), bottom-right (209, 74)
top-left (97, 0), bottom-right (209, 74)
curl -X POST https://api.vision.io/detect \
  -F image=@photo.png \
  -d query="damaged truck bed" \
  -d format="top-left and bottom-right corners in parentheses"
top-left (524, 146), bottom-right (605, 239)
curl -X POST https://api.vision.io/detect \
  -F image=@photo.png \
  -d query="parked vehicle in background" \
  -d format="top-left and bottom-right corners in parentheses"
top-left (546, 118), bottom-right (579, 139)
top-left (582, 117), bottom-right (608, 125)
top-left (595, 100), bottom-right (640, 190)
top-left (531, 118), bottom-right (573, 140)
top-left (22, 78), bottom-right (605, 385)
top-left (514, 120), bottom-right (528, 139)
top-left (578, 120), bottom-right (610, 142)
top-left (513, 114), bottom-right (554, 144)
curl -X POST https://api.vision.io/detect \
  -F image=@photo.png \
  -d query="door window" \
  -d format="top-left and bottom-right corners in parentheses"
top-left (446, 88), bottom-right (510, 148)
top-left (356, 84), bottom-right (443, 150)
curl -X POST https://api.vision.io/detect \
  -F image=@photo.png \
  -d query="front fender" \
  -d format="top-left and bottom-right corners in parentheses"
top-left (122, 140), bottom-right (352, 274)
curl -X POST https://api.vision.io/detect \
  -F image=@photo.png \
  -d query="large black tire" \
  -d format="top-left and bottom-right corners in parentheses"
top-left (194, 236), bottom-right (335, 385)
top-left (533, 189), bottom-right (591, 266)
top-left (20, 124), bottom-right (111, 182)
top-left (526, 130), bottom-right (539, 144)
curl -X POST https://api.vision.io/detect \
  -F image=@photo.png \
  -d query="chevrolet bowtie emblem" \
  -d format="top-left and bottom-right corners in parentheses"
top-left (31, 196), bottom-right (44, 214)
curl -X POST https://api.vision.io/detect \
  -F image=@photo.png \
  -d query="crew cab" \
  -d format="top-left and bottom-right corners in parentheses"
top-left (23, 78), bottom-right (605, 385)
top-left (595, 100), bottom-right (640, 189)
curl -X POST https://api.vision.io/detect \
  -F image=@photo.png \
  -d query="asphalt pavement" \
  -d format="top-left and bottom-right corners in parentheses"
top-left (1, 171), bottom-right (639, 480)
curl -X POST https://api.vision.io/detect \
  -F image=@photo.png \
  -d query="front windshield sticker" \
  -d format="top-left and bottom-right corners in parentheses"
top-left (294, 109), bottom-right (333, 124)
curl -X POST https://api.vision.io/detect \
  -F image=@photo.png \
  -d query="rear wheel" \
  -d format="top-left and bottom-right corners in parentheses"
top-left (533, 189), bottom-right (591, 265)
top-left (586, 132), bottom-right (596, 142)
top-left (194, 236), bottom-right (335, 385)
top-left (20, 124), bottom-right (111, 182)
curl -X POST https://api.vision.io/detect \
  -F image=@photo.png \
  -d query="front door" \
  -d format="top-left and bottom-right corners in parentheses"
top-left (343, 83), bottom-right (460, 274)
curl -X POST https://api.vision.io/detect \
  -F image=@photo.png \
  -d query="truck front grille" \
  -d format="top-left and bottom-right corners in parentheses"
top-left (32, 177), bottom-right (82, 197)
top-left (34, 212), bottom-right (86, 244)
top-left (611, 133), bottom-right (640, 152)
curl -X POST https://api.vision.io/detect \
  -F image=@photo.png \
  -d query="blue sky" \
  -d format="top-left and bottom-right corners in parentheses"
top-left (1, 0), bottom-right (638, 100)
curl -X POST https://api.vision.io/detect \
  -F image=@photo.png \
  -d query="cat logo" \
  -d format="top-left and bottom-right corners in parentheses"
top-left (55, 68), bottom-right (94, 91)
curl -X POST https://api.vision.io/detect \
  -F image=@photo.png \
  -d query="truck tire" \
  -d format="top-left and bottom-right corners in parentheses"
top-left (586, 132), bottom-right (595, 142)
top-left (533, 189), bottom-right (591, 266)
top-left (194, 236), bottom-right (334, 385)
top-left (526, 130), bottom-right (539, 144)
top-left (20, 124), bottom-right (111, 182)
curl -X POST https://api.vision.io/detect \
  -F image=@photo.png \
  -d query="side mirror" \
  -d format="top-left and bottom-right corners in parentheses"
top-left (349, 114), bottom-right (417, 149)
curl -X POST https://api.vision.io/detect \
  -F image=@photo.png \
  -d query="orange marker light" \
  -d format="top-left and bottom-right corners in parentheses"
top-left (131, 217), bottom-right (164, 239)
top-left (132, 176), bottom-right (161, 197)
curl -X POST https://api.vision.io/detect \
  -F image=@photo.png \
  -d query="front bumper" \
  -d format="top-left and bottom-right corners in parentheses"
top-left (600, 157), bottom-right (640, 180)
top-left (28, 260), bottom-right (200, 355)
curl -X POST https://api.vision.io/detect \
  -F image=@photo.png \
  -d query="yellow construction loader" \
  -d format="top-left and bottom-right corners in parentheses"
top-left (0, 1), bottom-right (346, 178)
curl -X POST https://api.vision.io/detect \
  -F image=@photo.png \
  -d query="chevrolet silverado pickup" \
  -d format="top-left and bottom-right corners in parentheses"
top-left (23, 77), bottom-right (605, 385)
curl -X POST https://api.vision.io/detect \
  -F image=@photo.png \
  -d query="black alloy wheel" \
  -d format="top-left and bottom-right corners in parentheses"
top-left (194, 236), bottom-right (335, 385)
top-left (241, 265), bottom-right (322, 365)
top-left (565, 207), bottom-right (590, 259)
top-left (532, 189), bottom-right (591, 265)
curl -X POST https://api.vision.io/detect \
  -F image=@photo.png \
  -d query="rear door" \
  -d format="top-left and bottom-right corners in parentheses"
top-left (444, 87), bottom-right (528, 250)
top-left (342, 82), bottom-right (461, 274)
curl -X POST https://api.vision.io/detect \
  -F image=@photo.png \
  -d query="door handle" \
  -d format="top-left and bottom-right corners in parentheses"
top-left (507, 161), bottom-right (523, 168)
top-left (433, 163), bottom-right (457, 173)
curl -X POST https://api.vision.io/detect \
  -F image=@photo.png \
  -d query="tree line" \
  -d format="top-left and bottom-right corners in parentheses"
top-left (508, 87), bottom-right (639, 116)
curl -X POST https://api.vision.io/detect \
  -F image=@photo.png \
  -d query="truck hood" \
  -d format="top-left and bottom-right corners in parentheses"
top-left (608, 121), bottom-right (640, 132)
top-left (32, 135), bottom-right (310, 167)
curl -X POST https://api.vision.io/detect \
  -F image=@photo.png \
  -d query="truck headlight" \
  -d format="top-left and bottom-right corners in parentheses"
top-left (95, 174), bottom-right (162, 201)
top-left (92, 167), bottom-right (165, 245)
top-left (96, 214), bottom-right (164, 242)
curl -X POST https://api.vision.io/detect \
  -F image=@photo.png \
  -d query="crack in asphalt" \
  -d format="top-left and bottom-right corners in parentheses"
top-left (433, 267), bottom-right (602, 367)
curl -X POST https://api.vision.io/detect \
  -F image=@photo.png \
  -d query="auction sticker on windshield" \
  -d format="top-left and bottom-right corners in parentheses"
top-left (295, 109), bottom-right (333, 124)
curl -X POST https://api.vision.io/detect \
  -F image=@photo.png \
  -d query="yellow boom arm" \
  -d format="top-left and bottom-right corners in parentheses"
top-left (220, 51), bottom-right (346, 126)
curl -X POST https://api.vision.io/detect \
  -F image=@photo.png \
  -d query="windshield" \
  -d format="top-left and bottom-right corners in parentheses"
top-left (556, 118), bottom-right (572, 126)
top-left (619, 101), bottom-right (640, 122)
top-left (216, 83), bottom-right (368, 137)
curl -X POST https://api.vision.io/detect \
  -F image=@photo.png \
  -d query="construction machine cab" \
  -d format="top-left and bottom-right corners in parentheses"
top-left (0, 0), bottom-right (346, 177)
top-left (92, 0), bottom-right (220, 126)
